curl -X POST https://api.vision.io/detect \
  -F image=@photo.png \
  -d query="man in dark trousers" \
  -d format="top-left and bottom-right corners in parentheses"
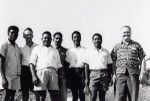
top-left (111, 25), bottom-right (146, 101)
top-left (53, 32), bottom-right (69, 101)
top-left (66, 31), bottom-right (86, 101)
top-left (20, 27), bottom-right (38, 101)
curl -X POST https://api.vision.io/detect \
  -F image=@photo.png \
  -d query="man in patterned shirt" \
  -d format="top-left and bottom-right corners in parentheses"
top-left (0, 25), bottom-right (21, 101)
top-left (111, 25), bottom-right (146, 101)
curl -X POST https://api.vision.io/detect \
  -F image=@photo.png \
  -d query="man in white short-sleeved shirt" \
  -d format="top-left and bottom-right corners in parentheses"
top-left (29, 31), bottom-right (62, 101)
top-left (66, 31), bottom-right (86, 101)
top-left (84, 33), bottom-right (113, 101)
top-left (66, 46), bottom-right (86, 68)
top-left (0, 25), bottom-right (21, 101)
top-left (85, 47), bottom-right (112, 70)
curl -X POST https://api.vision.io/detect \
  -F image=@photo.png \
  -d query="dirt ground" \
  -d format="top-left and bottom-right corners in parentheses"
top-left (0, 85), bottom-right (150, 101)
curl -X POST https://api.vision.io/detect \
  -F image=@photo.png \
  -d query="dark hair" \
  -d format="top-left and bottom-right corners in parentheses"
top-left (53, 32), bottom-right (62, 38)
top-left (42, 31), bottom-right (51, 38)
top-left (72, 31), bottom-right (81, 39)
top-left (92, 33), bottom-right (102, 41)
top-left (23, 27), bottom-right (33, 34)
top-left (121, 25), bottom-right (131, 31)
top-left (8, 25), bottom-right (19, 35)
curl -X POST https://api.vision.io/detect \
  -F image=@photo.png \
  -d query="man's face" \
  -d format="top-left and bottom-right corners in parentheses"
top-left (41, 34), bottom-right (51, 47)
top-left (92, 35), bottom-right (102, 48)
top-left (121, 27), bottom-right (131, 42)
top-left (53, 34), bottom-right (62, 47)
top-left (72, 33), bottom-right (81, 46)
top-left (23, 30), bottom-right (33, 41)
top-left (8, 29), bottom-right (18, 42)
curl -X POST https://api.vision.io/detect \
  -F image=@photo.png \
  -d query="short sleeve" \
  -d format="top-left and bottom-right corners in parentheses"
top-left (146, 58), bottom-right (150, 70)
top-left (137, 44), bottom-right (146, 62)
top-left (29, 47), bottom-right (38, 65)
top-left (111, 46), bottom-right (117, 64)
top-left (0, 42), bottom-right (7, 57)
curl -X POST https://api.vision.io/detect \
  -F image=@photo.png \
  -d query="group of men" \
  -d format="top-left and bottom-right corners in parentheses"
top-left (0, 25), bottom-right (146, 101)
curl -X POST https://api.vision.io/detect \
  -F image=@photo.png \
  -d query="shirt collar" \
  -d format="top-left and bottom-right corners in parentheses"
top-left (7, 41), bottom-right (17, 48)
top-left (54, 45), bottom-right (65, 52)
top-left (92, 47), bottom-right (103, 52)
top-left (121, 40), bottom-right (133, 45)
top-left (41, 45), bottom-right (53, 48)
top-left (24, 43), bottom-right (37, 48)
top-left (53, 44), bottom-right (62, 49)
top-left (73, 45), bottom-right (82, 49)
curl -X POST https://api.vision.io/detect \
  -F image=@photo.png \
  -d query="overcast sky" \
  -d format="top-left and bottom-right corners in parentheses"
top-left (0, 0), bottom-right (150, 58)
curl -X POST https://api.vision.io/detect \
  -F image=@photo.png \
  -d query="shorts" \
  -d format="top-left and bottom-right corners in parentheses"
top-left (89, 69), bottom-right (111, 91)
top-left (20, 65), bottom-right (33, 91)
top-left (0, 75), bottom-right (20, 90)
top-left (67, 68), bottom-right (85, 89)
top-left (34, 68), bottom-right (59, 91)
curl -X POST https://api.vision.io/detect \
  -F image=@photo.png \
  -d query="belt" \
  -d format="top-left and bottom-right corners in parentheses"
top-left (70, 66), bottom-right (84, 69)
top-left (21, 65), bottom-right (30, 68)
top-left (90, 69), bottom-right (108, 72)
top-left (38, 67), bottom-right (57, 72)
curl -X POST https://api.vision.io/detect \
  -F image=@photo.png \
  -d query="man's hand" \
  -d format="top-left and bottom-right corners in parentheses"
top-left (84, 86), bottom-right (90, 95)
top-left (112, 74), bottom-right (116, 83)
top-left (32, 76), bottom-right (40, 86)
top-left (2, 77), bottom-right (8, 89)
top-left (85, 79), bottom-right (89, 86)
top-left (139, 73), bottom-right (144, 82)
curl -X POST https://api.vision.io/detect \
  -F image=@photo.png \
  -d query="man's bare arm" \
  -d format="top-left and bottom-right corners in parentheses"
top-left (139, 57), bottom-right (146, 82)
top-left (29, 63), bottom-right (39, 86)
top-left (0, 54), bottom-right (8, 89)
top-left (84, 63), bottom-right (89, 86)
top-left (0, 54), bottom-right (5, 78)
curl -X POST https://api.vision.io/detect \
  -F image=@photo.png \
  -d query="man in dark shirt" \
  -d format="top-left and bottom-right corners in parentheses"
top-left (111, 25), bottom-right (146, 101)
top-left (53, 32), bottom-right (69, 101)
